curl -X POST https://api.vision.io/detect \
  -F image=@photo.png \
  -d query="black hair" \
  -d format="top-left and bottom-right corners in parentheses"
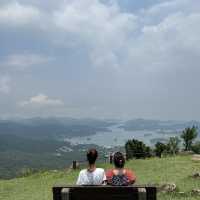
top-left (114, 152), bottom-right (125, 168)
top-left (87, 149), bottom-right (98, 165)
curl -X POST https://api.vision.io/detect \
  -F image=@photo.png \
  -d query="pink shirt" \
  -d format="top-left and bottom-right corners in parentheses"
top-left (106, 169), bottom-right (136, 185)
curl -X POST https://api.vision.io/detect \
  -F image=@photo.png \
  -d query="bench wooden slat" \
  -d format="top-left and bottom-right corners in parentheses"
top-left (53, 185), bottom-right (156, 200)
top-left (146, 187), bottom-right (157, 200)
top-left (62, 188), bottom-right (70, 200)
top-left (71, 187), bottom-right (138, 200)
top-left (138, 188), bottom-right (146, 200)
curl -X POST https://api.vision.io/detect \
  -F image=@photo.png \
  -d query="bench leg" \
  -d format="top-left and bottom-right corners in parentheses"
top-left (61, 188), bottom-right (70, 200)
top-left (138, 188), bottom-right (146, 200)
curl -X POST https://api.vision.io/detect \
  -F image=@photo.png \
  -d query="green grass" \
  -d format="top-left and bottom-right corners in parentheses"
top-left (0, 155), bottom-right (200, 200)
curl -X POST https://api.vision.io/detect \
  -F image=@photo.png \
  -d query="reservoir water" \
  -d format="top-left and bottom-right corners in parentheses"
top-left (64, 124), bottom-right (179, 147)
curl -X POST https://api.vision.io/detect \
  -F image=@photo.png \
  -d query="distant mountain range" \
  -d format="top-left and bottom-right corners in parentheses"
top-left (122, 119), bottom-right (200, 131)
top-left (0, 117), bottom-right (113, 140)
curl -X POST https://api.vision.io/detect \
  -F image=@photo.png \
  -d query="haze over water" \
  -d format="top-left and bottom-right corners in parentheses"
top-left (64, 123), bottom-right (179, 147)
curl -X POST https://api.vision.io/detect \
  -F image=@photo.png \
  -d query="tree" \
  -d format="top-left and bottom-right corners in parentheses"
top-left (154, 142), bottom-right (168, 158)
top-left (167, 137), bottom-right (180, 155)
top-left (191, 141), bottom-right (200, 154)
top-left (125, 140), bottom-right (133, 160)
top-left (181, 126), bottom-right (198, 151)
top-left (125, 139), bottom-right (151, 159)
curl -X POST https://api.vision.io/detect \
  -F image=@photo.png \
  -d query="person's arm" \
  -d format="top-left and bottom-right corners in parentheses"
top-left (76, 171), bottom-right (82, 185)
top-left (102, 170), bottom-right (107, 185)
top-left (105, 169), bottom-right (113, 185)
top-left (126, 169), bottom-right (136, 185)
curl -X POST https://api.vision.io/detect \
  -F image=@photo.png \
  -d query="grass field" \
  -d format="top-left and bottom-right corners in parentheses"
top-left (0, 155), bottom-right (200, 200)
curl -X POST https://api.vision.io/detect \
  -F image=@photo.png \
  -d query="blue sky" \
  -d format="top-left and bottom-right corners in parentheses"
top-left (0, 0), bottom-right (200, 120)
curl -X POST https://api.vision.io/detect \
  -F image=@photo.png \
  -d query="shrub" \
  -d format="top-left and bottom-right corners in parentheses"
top-left (154, 142), bottom-right (169, 158)
top-left (167, 137), bottom-right (180, 155)
top-left (17, 168), bottom-right (38, 177)
top-left (181, 126), bottom-right (198, 151)
top-left (191, 141), bottom-right (200, 154)
top-left (125, 139), bottom-right (151, 159)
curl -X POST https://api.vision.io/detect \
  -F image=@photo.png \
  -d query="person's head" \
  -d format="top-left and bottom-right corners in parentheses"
top-left (87, 149), bottom-right (98, 165)
top-left (113, 152), bottom-right (125, 169)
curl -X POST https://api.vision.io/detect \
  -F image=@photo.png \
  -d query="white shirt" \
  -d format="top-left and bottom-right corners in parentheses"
top-left (76, 168), bottom-right (106, 185)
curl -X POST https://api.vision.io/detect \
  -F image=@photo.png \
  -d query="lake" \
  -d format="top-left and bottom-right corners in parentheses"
top-left (64, 124), bottom-right (179, 147)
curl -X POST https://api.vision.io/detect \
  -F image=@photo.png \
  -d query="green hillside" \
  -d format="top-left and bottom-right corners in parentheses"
top-left (1, 155), bottom-right (200, 200)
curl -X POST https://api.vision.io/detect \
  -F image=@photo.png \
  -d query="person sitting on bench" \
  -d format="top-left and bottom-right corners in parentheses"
top-left (76, 148), bottom-right (106, 185)
top-left (106, 152), bottom-right (136, 186)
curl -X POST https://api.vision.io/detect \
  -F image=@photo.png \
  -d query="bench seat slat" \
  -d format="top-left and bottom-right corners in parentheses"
top-left (53, 185), bottom-right (156, 200)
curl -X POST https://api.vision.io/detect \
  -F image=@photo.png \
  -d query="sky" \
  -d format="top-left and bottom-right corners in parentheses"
top-left (0, 0), bottom-right (200, 120)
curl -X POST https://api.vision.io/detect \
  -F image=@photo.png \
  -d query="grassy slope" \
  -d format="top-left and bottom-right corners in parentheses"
top-left (1, 155), bottom-right (200, 200)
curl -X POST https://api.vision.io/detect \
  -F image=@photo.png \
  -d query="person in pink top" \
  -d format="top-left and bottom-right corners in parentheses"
top-left (106, 152), bottom-right (136, 186)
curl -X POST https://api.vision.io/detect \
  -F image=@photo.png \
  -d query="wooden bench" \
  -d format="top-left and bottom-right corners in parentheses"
top-left (53, 185), bottom-right (157, 200)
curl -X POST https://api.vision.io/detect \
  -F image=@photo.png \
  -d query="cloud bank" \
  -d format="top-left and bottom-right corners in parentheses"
top-left (0, 2), bottom-right (41, 26)
top-left (0, 0), bottom-right (200, 120)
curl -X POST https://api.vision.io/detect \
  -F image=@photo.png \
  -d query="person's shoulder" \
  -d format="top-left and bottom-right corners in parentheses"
top-left (95, 168), bottom-right (105, 173)
top-left (124, 168), bottom-right (136, 177)
top-left (124, 168), bottom-right (136, 181)
top-left (124, 168), bottom-right (134, 173)
top-left (79, 169), bottom-right (87, 175)
top-left (105, 169), bottom-right (114, 176)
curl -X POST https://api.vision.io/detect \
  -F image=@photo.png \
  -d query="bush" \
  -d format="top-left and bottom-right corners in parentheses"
top-left (181, 126), bottom-right (198, 151)
top-left (167, 137), bottom-right (180, 155)
top-left (154, 142), bottom-right (169, 158)
top-left (17, 168), bottom-right (38, 177)
top-left (125, 139), bottom-right (151, 159)
top-left (191, 141), bottom-right (200, 154)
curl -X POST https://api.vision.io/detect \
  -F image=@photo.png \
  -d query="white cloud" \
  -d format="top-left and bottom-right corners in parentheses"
top-left (51, 0), bottom-right (200, 72)
top-left (52, 0), bottom-right (200, 119)
top-left (0, 2), bottom-right (41, 26)
top-left (0, 75), bottom-right (11, 94)
top-left (53, 0), bottom-right (138, 69)
top-left (0, 53), bottom-right (52, 70)
top-left (19, 94), bottom-right (64, 107)
top-left (143, 0), bottom-right (200, 17)
top-left (1, 0), bottom-right (200, 119)
top-left (51, 0), bottom-right (200, 74)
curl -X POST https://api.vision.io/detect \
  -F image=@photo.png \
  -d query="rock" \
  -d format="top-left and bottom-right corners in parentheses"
top-left (192, 189), bottom-right (200, 195)
top-left (192, 172), bottom-right (200, 178)
top-left (178, 192), bottom-right (185, 195)
top-left (159, 183), bottom-right (177, 193)
top-left (192, 154), bottom-right (200, 161)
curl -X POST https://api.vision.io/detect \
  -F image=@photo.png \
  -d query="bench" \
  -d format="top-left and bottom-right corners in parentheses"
top-left (53, 185), bottom-right (157, 200)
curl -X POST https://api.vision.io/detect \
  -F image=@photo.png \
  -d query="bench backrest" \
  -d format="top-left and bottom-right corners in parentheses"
top-left (53, 185), bottom-right (156, 200)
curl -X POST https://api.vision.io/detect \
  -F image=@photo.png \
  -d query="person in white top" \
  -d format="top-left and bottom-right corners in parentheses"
top-left (76, 149), bottom-right (106, 185)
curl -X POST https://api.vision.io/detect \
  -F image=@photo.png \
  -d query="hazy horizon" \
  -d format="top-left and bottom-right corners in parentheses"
top-left (0, 116), bottom-right (199, 123)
